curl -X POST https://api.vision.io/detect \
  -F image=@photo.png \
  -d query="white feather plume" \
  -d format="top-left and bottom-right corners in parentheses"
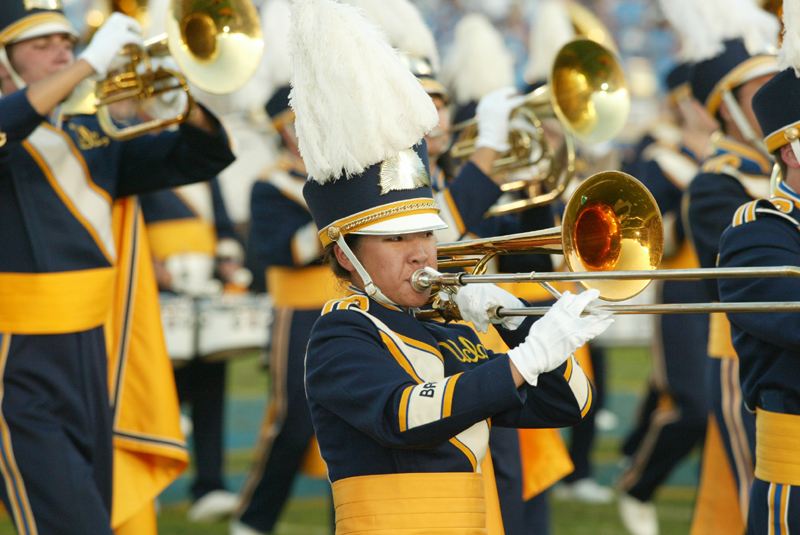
top-left (289, 0), bottom-right (439, 183)
top-left (345, 0), bottom-right (440, 73)
top-left (779, 0), bottom-right (800, 75)
top-left (657, 0), bottom-right (724, 62)
top-left (699, 0), bottom-right (780, 56)
top-left (440, 13), bottom-right (515, 105)
top-left (261, 0), bottom-right (294, 97)
top-left (524, 0), bottom-right (575, 84)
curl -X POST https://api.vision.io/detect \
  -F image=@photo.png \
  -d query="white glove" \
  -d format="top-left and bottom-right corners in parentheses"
top-left (140, 57), bottom-right (190, 120)
top-left (474, 87), bottom-right (526, 152)
top-left (453, 283), bottom-right (525, 333)
top-left (78, 13), bottom-right (143, 80)
top-left (507, 290), bottom-right (613, 386)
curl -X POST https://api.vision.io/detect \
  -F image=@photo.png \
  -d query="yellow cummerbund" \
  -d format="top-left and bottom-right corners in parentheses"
top-left (332, 472), bottom-right (487, 535)
top-left (267, 265), bottom-right (344, 309)
top-left (755, 409), bottom-right (800, 486)
top-left (708, 312), bottom-right (738, 359)
top-left (146, 219), bottom-right (216, 260)
top-left (0, 267), bottom-right (115, 334)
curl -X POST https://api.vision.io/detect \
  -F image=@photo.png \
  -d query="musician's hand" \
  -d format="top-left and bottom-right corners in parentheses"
top-left (79, 13), bottom-right (143, 80)
top-left (474, 87), bottom-right (525, 152)
top-left (507, 290), bottom-right (612, 386)
top-left (453, 283), bottom-right (525, 333)
top-left (141, 57), bottom-right (190, 121)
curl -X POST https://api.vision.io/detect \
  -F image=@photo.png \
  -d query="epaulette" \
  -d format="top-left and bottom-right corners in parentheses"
top-left (731, 198), bottom-right (800, 228)
top-left (701, 153), bottom-right (741, 174)
top-left (322, 294), bottom-right (370, 315)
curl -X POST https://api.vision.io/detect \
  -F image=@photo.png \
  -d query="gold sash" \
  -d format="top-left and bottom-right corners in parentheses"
top-left (268, 265), bottom-right (344, 309)
top-left (708, 313), bottom-right (738, 359)
top-left (332, 472), bottom-right (487, 535)
top-left (755, 409), bottom-right (800, 486)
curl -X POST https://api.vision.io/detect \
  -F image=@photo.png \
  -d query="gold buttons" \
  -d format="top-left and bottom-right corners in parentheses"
top-left (327, 226), bottom-right (341, 242)
top-left (785, 127), bottom-right (799, 143)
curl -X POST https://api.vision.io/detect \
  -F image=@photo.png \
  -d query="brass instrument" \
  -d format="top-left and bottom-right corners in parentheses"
top-left (94, 0), bottom-right (263, 140)
top-left (412, 171), bottom-right (800, 318)
top-left (446, 39), bottom-right (629, 216)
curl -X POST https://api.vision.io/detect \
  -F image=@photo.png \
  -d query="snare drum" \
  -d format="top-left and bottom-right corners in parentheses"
top-left (197, 293), bottom-right (273, 361)
top-left (159, 293), bottom-right (197, 365)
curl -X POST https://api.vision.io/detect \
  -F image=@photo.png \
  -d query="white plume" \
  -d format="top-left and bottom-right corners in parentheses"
top-left (289, 0), bottom-right (439, 183)
top-left (779, 0), bottom-right (800, 75)
top-left (701, 0), bottom-right (779, 56)
top-left (345, 0), bottom-right (440, 72)
top-left (261, 0), bottom-right (294, 97)
top-left (441, 13), bottom-right (515, 105)
top-left (524, 0), bottom-right (575, 84)
top-left (657, 0), bottom-right (724, 62)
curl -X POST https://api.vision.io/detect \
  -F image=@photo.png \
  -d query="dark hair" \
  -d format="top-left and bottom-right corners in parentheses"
top-left (322, 233), bottom-right (363, 281)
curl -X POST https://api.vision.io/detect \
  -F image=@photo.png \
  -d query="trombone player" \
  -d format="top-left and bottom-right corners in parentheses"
top-left (0, 3), bottom-right (234, 534)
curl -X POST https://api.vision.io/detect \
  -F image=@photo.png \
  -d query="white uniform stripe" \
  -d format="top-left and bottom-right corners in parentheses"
top-left (565, 356), bottom-right (590, 411)
top-left (406, 378), bottom-right (449, 430)
top-left (28, 126), bottom-right (115, 261)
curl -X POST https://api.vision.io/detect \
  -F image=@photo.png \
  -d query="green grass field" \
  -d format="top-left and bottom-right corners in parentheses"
top-left (0, 345), bottom-right (700, 534)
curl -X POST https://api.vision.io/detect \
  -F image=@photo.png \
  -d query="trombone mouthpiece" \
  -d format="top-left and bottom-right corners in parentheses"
top-left (411, 269), bottom-right (434, 292)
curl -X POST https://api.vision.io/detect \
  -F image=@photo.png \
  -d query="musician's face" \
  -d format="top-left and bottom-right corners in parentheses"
top-left (425, 95), bottom-right (451, 158)
top-left (4, 34), bottom-right (74, 89)
top-left (736, 73), bottom-right (775, 138)
top-left (344, 231), bottom-right (438, 308)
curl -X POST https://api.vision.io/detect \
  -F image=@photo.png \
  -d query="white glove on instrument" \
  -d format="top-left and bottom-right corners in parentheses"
top-left (79, 13), bottom-right (143, 80)
top-left (140, 57), bottom-right (190, 120)
top-left (507, 290), bottom-right (613, 386)
top-left (474, 87), bottom-right (526, 152)
top-left (453, 283), bottom-right (525, 333)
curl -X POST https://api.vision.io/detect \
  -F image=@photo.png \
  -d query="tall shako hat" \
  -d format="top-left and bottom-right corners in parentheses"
top-left (441, 13), bottom-right (514, 123)
top-left (261, 0), bottom-right (294, 130)
top-left (753, 0), bottom-right (800, 155)
top-left (0, 0), bottom-right (79, 92)
top-left (293, 0), bottom-right (444, 303)
top-left (523, 0), bottom-right (575, 92)
top-left (344, 0), bottom-right (449, 104)
top-left (665, 63), bottom-right (694, 105)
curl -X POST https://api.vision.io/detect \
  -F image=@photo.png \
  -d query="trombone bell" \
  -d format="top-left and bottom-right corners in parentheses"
top-left (563, 171), bottom-right (663, 301)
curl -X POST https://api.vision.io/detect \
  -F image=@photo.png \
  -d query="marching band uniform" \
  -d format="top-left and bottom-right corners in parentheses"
top-left (617, 64), bottom-right (710, 513)
top-left (718, 18), bottom-right (800, 530)
top-left (685, 38), bottom-right (779, 530)
top-left (287, 3), bottom-right (610, 534)
top-left (139, 179), bottom-right (242, 519)
top-left (0, 5), bottom-right (234, 533)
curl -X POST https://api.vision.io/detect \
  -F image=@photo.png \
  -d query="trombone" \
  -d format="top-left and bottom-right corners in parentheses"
top-left (93, 0), bottom-right (263, 140)
top-left (413, 171), bottom-right (800, 318)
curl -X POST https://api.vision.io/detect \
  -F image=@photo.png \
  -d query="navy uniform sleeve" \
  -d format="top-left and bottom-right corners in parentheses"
top-left (210, 178), bottom-right (237, 241)
top-left (718, 216), bottom-right (800, 352)
top-left (114, 110), bottom-right (235, 198)
top-left (686, 173), bottom-right (752, 300)
top-left (436, 162), bottom-right (503, 240)
top-left (248, 181), bottom-right (317, 270)
top-left (306, 310), bottom-right (526, 449)
top-left (0, 90), bottom-right (46, 146)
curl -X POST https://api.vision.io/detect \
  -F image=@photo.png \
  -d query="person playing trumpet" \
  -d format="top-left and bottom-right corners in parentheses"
top-left (0, 3), bottom-right (234, 534)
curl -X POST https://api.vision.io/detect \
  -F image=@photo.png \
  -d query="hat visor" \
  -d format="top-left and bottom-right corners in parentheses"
top-left (11, 21), bottom-right (79, 44)
top-left (351, 212), bottom-right (448, 236)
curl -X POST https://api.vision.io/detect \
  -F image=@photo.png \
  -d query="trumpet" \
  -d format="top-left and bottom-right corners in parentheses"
top-left (93, 0), bottom-right (263, 140)
top-left (412, 170), bottom-right (800, 318)
top-left (445, 38), bottom-right (629, 216)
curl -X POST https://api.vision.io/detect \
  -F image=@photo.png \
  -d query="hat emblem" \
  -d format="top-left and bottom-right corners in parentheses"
top-left (24, 0), bottom-right (63, 10)
top-left (378, 148), bottom-right (430, 195)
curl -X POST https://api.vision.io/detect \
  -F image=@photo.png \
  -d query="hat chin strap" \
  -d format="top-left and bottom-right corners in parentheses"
top-left (0, 46), bottom-right (27, 93)
top-left (721, 90), bottom-right (769, 159)
top-left (334, 234), bottom-right (399, 308)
